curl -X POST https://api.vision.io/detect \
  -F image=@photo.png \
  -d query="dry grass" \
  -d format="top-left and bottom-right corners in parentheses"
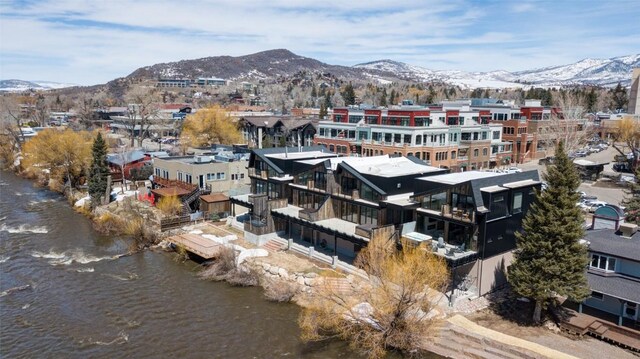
top-left (125, 216), bottom-right (159, 252)
top-left (198, 246), bottom-right (259, 287)
top-left (263, 278), bottom-right (299, 302)
top-left (93, 212), bottom-right (126, 234)
top-left (156, 195), bottom-right (182, 217)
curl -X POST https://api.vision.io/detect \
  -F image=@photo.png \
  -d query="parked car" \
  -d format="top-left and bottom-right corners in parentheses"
top-left (504, 167), bottom-right (522, 174)
top-left (587, 201), bottom-right (607, 213)
top-left (613, 163), bottom-right (632, 173)
top-left (574, 150), bottom-right (588, 157)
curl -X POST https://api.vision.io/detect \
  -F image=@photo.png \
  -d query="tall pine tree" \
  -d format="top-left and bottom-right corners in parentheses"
top-left (341, 82), bottom-right (356, 106)
top-left (88, 132), bottom-right (109, 207)
top-left (380, 88), bottom-right (387, 107)
top-left (622, 167), bottom-right (640, 224)
top-left (508, 141), bottom-right (590, 323)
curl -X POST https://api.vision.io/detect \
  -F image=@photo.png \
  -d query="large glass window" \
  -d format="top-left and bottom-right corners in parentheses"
top-left (341, 176), bottom-right (357, 196)
top-left (424, 192), bottom-right (447, 211)
top-left (361, 183), bottom-right (380, 202)
top-left (360, 207), bottom-right (378, 226)
top-left (314, 171), bottom-right (326, 190)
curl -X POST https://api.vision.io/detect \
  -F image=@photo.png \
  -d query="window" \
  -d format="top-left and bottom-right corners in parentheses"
top-left (473, 149), bottom-right (479, 157)
top-left (240, 174), bottom-right (245, 179)
top-left (490, 194), bottom-right (508, 219)
top-left (216, 172), bottom-right (225, 180)
top-left (591, 291), bottom-right (604, 300)
top-left (185, 174), bottom-right (192, 184)
top-left (512, 192), bottom-right (523, 214)
top-left (155, 168), bottom-right (161, 177)
top-left (482, 148), bottom-right (488, 156)
top-left (493, 131), bottom-right (500, 140)
top-left (590, 254), bottom-right (616, 272)
top-left (207, 173), bottom-right (215, 180)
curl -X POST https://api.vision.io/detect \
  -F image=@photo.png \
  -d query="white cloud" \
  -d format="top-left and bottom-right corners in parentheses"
top-left (0, 0), bottom-right (638, 85)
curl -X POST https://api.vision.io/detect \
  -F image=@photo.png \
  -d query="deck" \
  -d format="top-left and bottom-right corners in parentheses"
top-left (558, 308), bottom-right (640, 351)
top-left (167, 234), bottom-right (222, 259)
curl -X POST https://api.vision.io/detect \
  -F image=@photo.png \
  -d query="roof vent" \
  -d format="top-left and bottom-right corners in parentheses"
top-left (619, 223), bottom-right (638, 238)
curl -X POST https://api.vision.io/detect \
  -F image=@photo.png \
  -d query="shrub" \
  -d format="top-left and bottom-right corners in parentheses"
top-left (93, 212), bottom-right (126, 234)
top-left (125, 216), bottom-right (158, 251)
top-left (156, 195), bottom-right (182, 217)
top-left (263, 278), bottom-right (299, 302)
top-left (198, 246), bottom-right (259, 286)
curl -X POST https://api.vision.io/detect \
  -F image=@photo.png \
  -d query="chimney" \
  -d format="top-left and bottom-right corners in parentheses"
top-left (619, 223), bottom-right (638, 238)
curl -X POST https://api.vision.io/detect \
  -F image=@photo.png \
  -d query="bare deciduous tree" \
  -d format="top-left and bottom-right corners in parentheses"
top-left (537, 95), bottom-right (593, 157)
top-left (125, 86), bottom-right (160, 147)
top-left (299, 235), bottom-right (449, 358)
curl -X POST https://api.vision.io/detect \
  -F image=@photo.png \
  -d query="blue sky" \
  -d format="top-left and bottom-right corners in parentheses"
top-left (1, 0), bottom-right (639, 85)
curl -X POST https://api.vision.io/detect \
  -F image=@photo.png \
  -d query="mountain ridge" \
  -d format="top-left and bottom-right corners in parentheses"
top-left (3, 50), bottom-right (638, 92)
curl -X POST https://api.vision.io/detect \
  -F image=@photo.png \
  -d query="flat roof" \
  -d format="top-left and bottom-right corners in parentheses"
top-left (480, 185), bottom-right (507, 193)
top-left (502, 179), bottom-right (541, 189)
top-left (265, 151), bottom-right (335, 160)
top-left (339, 155), bottom-right (442, 177)
top-left (296, 158), bottom-right (328, 166)
top-left (418, 170), bottom-right (505, 185)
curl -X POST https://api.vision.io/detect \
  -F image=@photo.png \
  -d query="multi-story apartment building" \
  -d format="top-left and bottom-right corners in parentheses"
top-left (404, 170), bottom-right (541, 296)
top-left (314, 106), bottom-right (512, 171)
top-left (580, 224), bottom-right (639, 328)
top-left (232, 146), bottom-right (540, 298)
top-left (238, 116), bottom-right (317, 149)
top-left (152, 153), bottom-right (250, 195)
top-left (231, 146), bottom-right (448, 260)
top-left (315, 99), bottom-right (574, 168)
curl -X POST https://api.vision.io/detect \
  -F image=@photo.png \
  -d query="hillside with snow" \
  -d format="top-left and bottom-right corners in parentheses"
top-left (0, 79), bottom-right (78, 92)
top-left (354, 54), bottom-right (640, 88)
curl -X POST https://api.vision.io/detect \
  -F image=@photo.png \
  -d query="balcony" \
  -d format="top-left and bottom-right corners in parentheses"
top-left (248, 167), bottom-right (268, 179)
top-left (417, 204), bottom-right (475, 224)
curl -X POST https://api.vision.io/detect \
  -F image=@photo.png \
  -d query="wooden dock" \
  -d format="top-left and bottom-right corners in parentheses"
top-left (168, 234), bottom-right (222, 259)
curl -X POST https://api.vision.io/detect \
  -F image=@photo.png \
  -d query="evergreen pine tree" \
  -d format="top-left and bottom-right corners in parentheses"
top-left (390, 89), bottom-right (396, 105)
top-left (610, 83), bottom-right (628, 111)
top-left (324, 92), bottom-right (332, 109)
top-left (508, 141), bottom-right (590, 323)
top-left (380, 88), bottom-right (387, 107)
top-left (88, 132), bottom-right (109, 207)
top-left (318, 103), bottom-right (328, 119)
top-left (585, 89), bottom-right (598, 112)
top-left (341, 82), bottom-right (356, 106)
top-left (311, 85), bottom-right (317, 98)
top-left (622, 168), bottom-right (640, 224)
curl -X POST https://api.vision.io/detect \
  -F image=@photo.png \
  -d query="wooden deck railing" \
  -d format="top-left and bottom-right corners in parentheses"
top-left (153, 177), bottom-right (197, 191)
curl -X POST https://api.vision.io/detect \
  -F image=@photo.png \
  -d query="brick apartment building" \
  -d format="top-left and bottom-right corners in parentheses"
top-left (315, 99), bottom-right (568, 169)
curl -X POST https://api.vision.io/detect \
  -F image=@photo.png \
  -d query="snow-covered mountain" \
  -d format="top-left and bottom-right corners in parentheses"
top-left (0, 79), bottom-right (77, 92)
top-left (354, 54), bottom-right (640, 88)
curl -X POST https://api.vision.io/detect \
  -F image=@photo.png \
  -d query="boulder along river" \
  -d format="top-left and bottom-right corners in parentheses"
top-left (0, 171), bottom-right (368, 358)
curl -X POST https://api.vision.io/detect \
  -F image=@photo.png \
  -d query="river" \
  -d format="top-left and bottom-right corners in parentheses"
top-left (0, 171), bottom-right (365, 358)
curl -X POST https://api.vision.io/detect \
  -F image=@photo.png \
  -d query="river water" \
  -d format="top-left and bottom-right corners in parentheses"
top-left (0, 172), bottom-right (365, 358)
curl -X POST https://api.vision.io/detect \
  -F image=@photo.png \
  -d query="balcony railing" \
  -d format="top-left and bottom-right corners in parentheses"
top-left (418, 204), bottom-right (475, 223)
